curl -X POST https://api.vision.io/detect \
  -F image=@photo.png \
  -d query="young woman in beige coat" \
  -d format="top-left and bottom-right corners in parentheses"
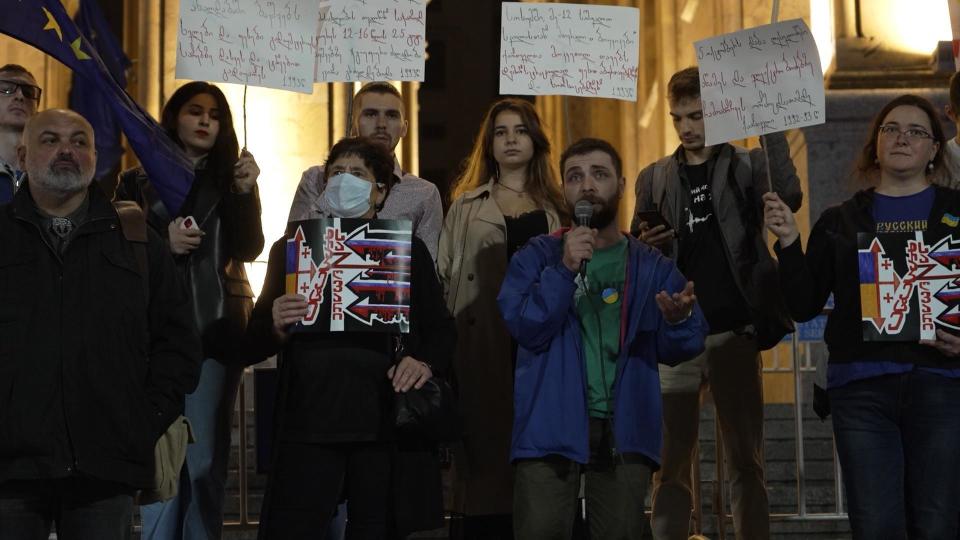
top-left (438, 98), bottom-right (567, 539)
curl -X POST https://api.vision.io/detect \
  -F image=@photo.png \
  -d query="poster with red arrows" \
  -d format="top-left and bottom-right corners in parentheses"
top-left (858, 231), bottom-right (960, 342)
top-left (285, 218), bottom-right (413, 333)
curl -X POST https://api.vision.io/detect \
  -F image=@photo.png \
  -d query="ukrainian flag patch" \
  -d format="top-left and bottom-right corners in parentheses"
top-left (942, 213), bottom-right (959, 227)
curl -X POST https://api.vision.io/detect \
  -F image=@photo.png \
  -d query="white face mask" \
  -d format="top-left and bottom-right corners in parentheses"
top-left (323, 173), bottom-right (373, 218)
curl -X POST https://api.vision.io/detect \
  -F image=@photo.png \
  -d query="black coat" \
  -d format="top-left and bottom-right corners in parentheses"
top-left (246, 233), bottom-right (456, 535)
top-left (0, 184), bottom-right (202, 489)
top-left (116, 165), bottom-right (264, 363)
top-left (776, 185), bottom-right (960, 367)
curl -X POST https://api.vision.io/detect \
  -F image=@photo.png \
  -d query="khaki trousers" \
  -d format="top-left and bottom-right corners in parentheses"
top-left (651, 331), bottom-right (769, 540)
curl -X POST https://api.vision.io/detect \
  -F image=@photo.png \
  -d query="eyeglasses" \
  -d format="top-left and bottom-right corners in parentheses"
top-left (0, 80), bottom-right (42, 102)
top-left (878, 124), bottom-right (933, 142)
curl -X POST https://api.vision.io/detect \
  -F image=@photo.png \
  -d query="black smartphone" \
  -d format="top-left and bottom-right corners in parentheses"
top-left (634, 210), bottom-right (673, 233)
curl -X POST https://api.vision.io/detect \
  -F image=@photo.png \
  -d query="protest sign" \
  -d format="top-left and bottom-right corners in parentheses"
top-left (858, 229), bottom-right (960, 342)
top-left (499, 2), bottom-right (639, 101)
top-left (695, 19), bottom-right (825, 145)
top-left (286, 218), bottom-right (413, 333)
top-left (176, 0), bottom-right (320, 93)
top-left (314, 0), bottom-right (426, 82)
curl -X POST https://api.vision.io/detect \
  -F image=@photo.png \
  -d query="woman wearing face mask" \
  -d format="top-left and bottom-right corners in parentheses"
top-left (437, 98), bottom-right (567, 538)
top-left (114, 81), bottom-right (264, 540)
top-left (244, 137), bottom-right (455, 539)
top-left (764, 94), bottom-right (960, 537)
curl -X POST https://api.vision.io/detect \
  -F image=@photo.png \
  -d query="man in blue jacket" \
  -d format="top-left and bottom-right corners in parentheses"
top-left (498, 138), bottom-right (708, 539)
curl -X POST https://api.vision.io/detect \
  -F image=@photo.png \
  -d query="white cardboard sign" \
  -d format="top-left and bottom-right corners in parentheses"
top-left (695, 19), bottom-right (825, 145)
top-left (499, 2), bottom-right (640, 101)
top-left (176, 0), bottom-right (321, 93)
top-left (314, 0), bottom-right (426, 82)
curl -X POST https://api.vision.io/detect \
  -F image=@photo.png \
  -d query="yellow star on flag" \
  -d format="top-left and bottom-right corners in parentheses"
top-left (70, 38), bottom-right (91, 60)
top-left (42, 7), bottom-right (62, 41)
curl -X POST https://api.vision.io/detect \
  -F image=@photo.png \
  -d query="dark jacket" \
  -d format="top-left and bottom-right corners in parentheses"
top-left (634, 133), bottom-right (802, 346)
top-left (246, 233), bottom-right (455, 535)
top-left (116, 165), bottom-right (264, 363)
top-left (776, 186), bottom-right (960, 367)
top-left (0, 183), bottom-right (202, 489)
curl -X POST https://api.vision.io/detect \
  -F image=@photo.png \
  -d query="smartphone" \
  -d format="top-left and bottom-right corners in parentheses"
top-left (634, 210), bottom-right (673, 233)
top-left (180, 216), bottom-right (200, 231)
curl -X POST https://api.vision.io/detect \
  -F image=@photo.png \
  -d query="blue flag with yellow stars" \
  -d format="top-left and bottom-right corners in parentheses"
top-left (0, 0), bottom-right (193, 214)
top-left (68, 0), bottom-right (131, 183)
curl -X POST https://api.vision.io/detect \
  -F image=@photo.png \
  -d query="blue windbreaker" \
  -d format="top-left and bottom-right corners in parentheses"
top-left (497, 231), bottom-right (707, 466)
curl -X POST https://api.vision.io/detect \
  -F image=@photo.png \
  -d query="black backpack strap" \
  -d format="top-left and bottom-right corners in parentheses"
top-left (114, 200), bottom-right (150, 302)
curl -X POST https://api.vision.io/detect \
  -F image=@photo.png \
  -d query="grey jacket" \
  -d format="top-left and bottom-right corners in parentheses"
top-left (633, 132), bottom-right (802, 340)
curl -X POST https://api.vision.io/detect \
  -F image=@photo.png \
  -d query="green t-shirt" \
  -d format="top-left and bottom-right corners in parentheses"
top-left (573, 237), bottom-right (627, 418)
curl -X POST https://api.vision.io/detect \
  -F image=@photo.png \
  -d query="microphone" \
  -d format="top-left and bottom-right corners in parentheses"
top-left (574, 199), bottom-right (594, 280)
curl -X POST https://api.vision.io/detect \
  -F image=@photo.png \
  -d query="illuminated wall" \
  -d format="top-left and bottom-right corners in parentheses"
top-left (860, 0), bottom-right (952, 55)
top-left (810, 0), bottom-right (835, 72)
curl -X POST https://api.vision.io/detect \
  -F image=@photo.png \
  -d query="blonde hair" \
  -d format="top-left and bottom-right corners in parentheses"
top-left (451, 98), bottom-right (567, 219)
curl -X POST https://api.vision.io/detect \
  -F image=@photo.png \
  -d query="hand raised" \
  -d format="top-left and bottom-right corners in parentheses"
top-left (233, 148), bottom-right (260, 194)
top-left (762, 192), bottom-right (799, 247)
top-left (655, 281), bottom-right (696, 324)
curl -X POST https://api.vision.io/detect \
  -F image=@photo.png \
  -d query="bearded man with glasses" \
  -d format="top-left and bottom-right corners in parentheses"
top-left (0, 64), bottom-right (41, 205)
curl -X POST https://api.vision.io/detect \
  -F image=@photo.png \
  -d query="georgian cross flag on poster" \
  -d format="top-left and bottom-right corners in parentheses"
top-left (286, 218), bottom-right (413, 333)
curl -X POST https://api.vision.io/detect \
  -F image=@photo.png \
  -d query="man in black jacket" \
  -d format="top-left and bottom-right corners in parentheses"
top-left (0, 109), bottom-right (201, 540)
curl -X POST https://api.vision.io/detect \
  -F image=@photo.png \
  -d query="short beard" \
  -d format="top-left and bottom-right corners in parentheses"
top-left (591, 195), bottom-right (619, 229)
top-left (570, 190), bottom-right (621, 229)
top-left (31, 167), bottom-right (90, 196)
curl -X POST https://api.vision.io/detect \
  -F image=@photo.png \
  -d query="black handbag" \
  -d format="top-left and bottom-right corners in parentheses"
top-left (394, 376), bottom-right (461, 442)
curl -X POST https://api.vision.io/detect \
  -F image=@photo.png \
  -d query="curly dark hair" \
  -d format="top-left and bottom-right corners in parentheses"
top-left (323, 136), bottom-right (396, 193)
top-left (161, 81), bottom-right (239, 189)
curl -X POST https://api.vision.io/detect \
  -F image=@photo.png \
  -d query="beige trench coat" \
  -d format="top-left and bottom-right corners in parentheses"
top-left (437, 180), bottom-right (562, 516)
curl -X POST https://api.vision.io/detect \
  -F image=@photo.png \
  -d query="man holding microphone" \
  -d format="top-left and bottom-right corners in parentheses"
top-left (497, 138), bottom-right (708, 539)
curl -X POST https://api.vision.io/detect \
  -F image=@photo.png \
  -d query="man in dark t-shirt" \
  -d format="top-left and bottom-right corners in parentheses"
top-left (632, 66), bottom-right (803, 540)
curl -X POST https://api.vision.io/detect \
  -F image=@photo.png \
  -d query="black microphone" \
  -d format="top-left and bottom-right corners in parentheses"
top-left (574, 199), bottom-right (594, 280)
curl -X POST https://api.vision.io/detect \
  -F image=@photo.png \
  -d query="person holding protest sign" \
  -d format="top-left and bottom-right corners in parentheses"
top-left (244, 136), bottom-right (455, 539)
top-left (634, 66), bottom-right (801, 540)
top-left (288, 81), bottom-right (443, 260)
top-left (114, 81), bottom-right (264, 540)
top-left (438, 97), bottom-right (566, 539)
top-left (765, 94), bottom-right (960, 538)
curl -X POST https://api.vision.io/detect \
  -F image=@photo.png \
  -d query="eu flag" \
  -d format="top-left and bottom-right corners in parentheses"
top-left (0, 0), bottom-right (193, 214)
top-left (68, 0), bottom-right (131, 183)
